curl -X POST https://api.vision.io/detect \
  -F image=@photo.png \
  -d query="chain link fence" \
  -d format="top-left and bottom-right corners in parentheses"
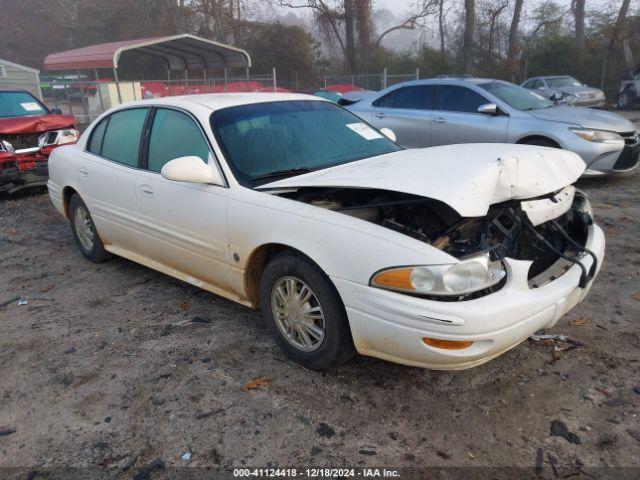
top-left (41, 73), bottom-right (277, 126)
top-left (323, 69), bottom-right (421, 91)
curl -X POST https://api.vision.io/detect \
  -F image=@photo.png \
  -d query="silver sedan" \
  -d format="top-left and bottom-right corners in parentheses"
top-left (347, 78), bottom-right (639, 176)
top-left (522, 76), bottom-right (605, 108)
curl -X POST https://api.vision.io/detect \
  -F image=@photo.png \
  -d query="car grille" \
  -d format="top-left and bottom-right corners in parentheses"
top-left (0, 133), bottom-right (40, 151)
top-left (620, 131), bottom-right (639, 146)
top-left (613, 143), bottom-right (640, 170)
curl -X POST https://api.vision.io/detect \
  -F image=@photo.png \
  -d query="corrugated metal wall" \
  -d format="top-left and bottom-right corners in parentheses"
top-left (0, 59), bottom-right (42, 99)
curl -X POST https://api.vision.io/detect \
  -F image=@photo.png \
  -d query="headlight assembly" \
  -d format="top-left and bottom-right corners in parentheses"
top-left (370, 254), bottom-right (506, 297)
top-left (38, 128), bottom-right (80, 148)
top-left (570, 127), bottom-right (623, 144)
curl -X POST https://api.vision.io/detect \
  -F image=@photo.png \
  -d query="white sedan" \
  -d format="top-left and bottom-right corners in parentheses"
top-left (47, 93), bottom-right (605, 371)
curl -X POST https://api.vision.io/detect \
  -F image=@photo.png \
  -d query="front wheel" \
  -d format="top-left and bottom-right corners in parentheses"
top-left (69, 194), bottom-right (111, 262)
top-left (617, 89), bottom-right (635, 110)
top-left (259, 253), bottom-right (354, 370)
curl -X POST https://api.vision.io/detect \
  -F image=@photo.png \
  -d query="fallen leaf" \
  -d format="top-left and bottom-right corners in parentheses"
top-left (179, 299), bottom-right (189, 311)
top-left (40, 284), bottom-right (55, 293)
top-left (619, 216), bottom-right (634, 224)
top-left (632, 292), bottom-right (640, 301)
top-left (242, 376), bottom-right (269, 392)
top-left (569, 317), bottom-right (589, 327)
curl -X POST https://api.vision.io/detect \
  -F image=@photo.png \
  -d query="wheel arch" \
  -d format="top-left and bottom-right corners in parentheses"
top-left (243, 243), bottom-right (329, 308)
top-left (516, 135), bottom-right (561, 148)
top-left (62, 186), bottom-right (79, 219)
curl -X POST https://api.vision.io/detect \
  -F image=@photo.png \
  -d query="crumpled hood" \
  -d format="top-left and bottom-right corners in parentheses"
top-left (0, 114), bottom-right (76, 134)
top-left (259, 143), bottom-right (585, 217)
top-left (528, 105), bottom-right (634, 132)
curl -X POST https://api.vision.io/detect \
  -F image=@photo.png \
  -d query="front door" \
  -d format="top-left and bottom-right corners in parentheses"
top-left (134, 107), bottom-right (232, 291)
top-left (430, 84), bottom-right (509, 146)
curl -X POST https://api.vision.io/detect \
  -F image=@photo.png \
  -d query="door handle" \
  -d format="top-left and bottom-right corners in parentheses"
top-left (433, 117), bottom-right (447, 124)
top-left (78, 167), bottom-right (89, 177)
top-left (375, 112), bottom-right (388, 119)
top-left (139, 184), bottom-right (154, 196)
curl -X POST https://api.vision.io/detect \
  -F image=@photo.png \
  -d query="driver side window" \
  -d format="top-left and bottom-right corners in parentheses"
top-left (147, 108), bottom-right (212, 173)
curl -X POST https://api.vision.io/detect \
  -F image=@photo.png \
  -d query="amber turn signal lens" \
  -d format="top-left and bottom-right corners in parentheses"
top-left (372, 268), bottom-right (414, 291)
top-left (422, 337), bottom-right (474, 350)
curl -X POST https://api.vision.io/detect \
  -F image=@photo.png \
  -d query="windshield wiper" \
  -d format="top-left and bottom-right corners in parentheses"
top-left (252, 167), bottom-right (315, 181)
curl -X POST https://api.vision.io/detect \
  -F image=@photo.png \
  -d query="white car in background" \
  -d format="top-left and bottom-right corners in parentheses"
top-left (47, 93), bottom-right (604, 371)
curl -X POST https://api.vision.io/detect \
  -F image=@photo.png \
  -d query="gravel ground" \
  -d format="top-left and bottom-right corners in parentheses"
top-left (0, 115), bottom-right (639, 478)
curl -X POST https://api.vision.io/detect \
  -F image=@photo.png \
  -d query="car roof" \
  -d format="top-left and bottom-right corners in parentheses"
top-left (392, 77), bottom-right (501, 87)
top-left (120, 92), bottom-right (326, 112)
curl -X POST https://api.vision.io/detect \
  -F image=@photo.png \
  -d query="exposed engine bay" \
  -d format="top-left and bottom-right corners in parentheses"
top-left (280, 186), bottom-right (594, 290)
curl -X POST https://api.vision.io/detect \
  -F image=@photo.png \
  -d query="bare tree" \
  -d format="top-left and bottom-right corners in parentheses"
top-left (279, 0), bottom-right (438, 72)
top-left (505, 0), bottom-right (523, 79)
top-left (438, 0), bottom-right (446, 61)
top-left (572, 0), bottom-right (585, 52)
top-left (463, 0), bottom-right (475, 74)
top-left (372, 0), bottom-right (439, 48)
top-left (608, 0), bottom-right (631, 52)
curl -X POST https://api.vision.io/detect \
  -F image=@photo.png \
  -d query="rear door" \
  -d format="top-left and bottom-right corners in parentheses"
top-left (367, 85), bottom-right (434, 148)
top-left (430, 84), bottom-right (509, 146)
top-left (77, 107), bottom-right (150, 255)
top-left (133, 107), bottom-right (232, 292)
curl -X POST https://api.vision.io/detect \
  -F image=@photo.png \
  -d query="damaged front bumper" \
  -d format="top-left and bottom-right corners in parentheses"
top-left (334, 222), bottom-right (605, 370)
top-left (0, 152), bottom-right (49, 194)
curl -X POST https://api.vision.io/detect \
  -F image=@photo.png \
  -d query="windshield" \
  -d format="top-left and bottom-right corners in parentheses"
top-left (479, 81), bottom-right (553, 111)
top-left (210, 100), bottom-right (401, 186)
top-left (546, 77), bottom-right (582, 88)
top-left (0, 91), bottom-right (48, 118)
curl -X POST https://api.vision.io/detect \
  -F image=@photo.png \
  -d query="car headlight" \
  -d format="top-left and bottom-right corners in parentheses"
top-left (38, 128), bottom-right (80, 147)
top-left (570, 127), bottom-right (623, 144)
top-left (370, 254), bottom-right (506, 297)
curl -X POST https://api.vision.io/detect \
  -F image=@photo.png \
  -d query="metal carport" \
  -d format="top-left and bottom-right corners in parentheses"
top-left (43, 34), bottom-right (252, 104)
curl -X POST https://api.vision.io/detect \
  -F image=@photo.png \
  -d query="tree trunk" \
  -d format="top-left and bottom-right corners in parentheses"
top-left (608, 0), bottom-right (631, 52)
top-left (573, 0), bottom-right (585, 52)
top-left (438, 0), bottom-right (445, 62)
top-left (505, 0), bottom-right (523, 81)
top-left (462, 0), bottom-right (475, 74)
top-left (343, 0), bottom-right (357, 73)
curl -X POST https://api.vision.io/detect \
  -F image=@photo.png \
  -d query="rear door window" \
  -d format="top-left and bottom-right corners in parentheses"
top-left (373, 85), bottom-right (434, 110)
top-left (146, 108), bottom-right (211, 173)
top-left (100, 108), bottom-right (149, 167)
top-left (87, 118), bottom-right (108, 154)
top-left (393, 85), bottom-right (434, 110)
top-left (435, 85), bottom-right (488, 113)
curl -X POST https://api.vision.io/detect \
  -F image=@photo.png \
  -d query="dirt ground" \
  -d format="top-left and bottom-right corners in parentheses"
top-left (1, 115), bottom-right (639, 479)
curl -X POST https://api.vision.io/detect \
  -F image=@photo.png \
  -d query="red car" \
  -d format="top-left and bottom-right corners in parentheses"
top-left (0, 89), bottom-right (78, 194)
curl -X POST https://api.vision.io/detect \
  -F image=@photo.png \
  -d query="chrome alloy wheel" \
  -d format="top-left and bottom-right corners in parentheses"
top-left (270, 276), bottom-right (326, 352)
top-left (74, 206), bottom-right (95, 251)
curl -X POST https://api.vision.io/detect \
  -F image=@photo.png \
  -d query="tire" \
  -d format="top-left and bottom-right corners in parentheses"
top-left (69, 194), bottom-right (111, 262)
top-left (617, 89), bottom-right (635, 110)
top-left (259, 253), bottom-right (355, 371)
top-left (520, 138), bottom-right (559, 149)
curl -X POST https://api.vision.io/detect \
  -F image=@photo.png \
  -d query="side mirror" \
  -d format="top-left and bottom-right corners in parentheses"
top-left (550, 92), bottom-right (563, 102)
top-left (477, 103), bottom-right (498, 115)
top-left (380, 127), bottom-right (396, 142)
top-left (161, 156), bottom-right (223, 185)
top-left (50, 108), bottom-right (63, 114)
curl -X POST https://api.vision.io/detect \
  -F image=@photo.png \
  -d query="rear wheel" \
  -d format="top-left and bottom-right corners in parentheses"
top-left (259, 253), bottom-right (354, 370)
top-left (69, 194), bottom-right (110, 262)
